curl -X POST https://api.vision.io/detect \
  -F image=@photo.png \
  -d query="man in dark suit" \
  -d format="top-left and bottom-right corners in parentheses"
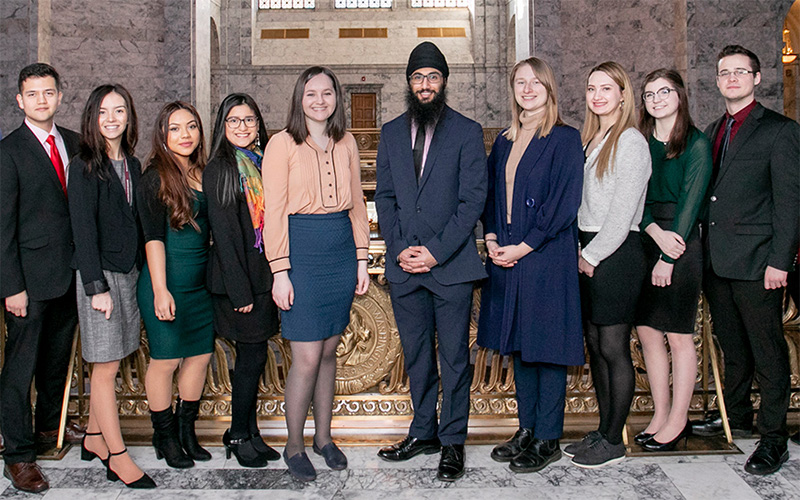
top-left (374, 42), bottom-right (487, 481)
top-left (696, 45), bottom-right (799, 475)
top-left (0, 63), bottom-right (83, 493)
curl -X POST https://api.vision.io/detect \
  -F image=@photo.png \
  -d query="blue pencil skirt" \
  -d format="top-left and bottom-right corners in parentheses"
top-left (280, 212), bottom-right (357, 342)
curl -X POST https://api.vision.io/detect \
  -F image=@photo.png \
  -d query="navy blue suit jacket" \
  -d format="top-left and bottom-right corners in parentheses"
top-left (375, 106), bottom-right (487, 286)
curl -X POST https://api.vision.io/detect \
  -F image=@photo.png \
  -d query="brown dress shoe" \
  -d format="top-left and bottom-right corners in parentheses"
top-left (3, 462), bottom-right (49, 493)
top-left (36, 420), bottom-right (86, 450)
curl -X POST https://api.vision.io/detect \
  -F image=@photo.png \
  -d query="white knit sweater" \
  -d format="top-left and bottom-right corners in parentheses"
top-left (578, 127), bottom-right (651, 267)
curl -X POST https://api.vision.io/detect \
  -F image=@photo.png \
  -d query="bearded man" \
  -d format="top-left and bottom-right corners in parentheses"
top-left (374, 41), bottom-right (487, 481)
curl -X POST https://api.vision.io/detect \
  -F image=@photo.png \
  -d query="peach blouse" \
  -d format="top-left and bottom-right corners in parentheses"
top-left (262, 130), bottom-right (370, 273)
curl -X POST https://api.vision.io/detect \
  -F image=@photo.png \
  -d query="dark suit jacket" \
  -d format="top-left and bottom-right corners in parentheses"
top-left (0, 123), bottom-right (79, 301)
top-left (68, 154), bottom-right (143, 296)
top-left (203, 157), bottom-right (274, 308)
top-left (703, 103), bottom-right (799, 281)
top-left (375, 106), bottom-right (487, 286)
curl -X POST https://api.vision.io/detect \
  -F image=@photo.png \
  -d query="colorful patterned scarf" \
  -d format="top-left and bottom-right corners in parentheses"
top-left (235, 146), bottom-right (265, 252)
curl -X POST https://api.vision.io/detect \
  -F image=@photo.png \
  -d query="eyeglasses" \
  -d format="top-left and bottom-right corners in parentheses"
top-left (642, 87), bottom-right (677, 102)
top-left (409, 72), bottom-right (443, 84)
top-left (225, 116), bottom-right (259, 128)
top-left (716, 69), bottom-right (757, 79)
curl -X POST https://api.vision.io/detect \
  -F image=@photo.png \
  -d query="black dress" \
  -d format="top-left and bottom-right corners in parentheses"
top-left (204, 158), bottom-right (279, 343)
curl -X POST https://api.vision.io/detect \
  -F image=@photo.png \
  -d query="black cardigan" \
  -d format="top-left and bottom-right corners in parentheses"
top-left (203, 157), bottom-right (274, 308)
top-left (69, 154), bottom-right (142, 296)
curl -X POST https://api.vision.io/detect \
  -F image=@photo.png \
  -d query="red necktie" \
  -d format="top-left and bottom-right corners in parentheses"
top-left (46, 135), bottom-right (67, 196)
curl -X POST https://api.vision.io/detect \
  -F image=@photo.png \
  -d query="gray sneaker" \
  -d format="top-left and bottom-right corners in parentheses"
top-left (571, 437), bottom-right (626, 468)
top-left (562, 430), bottom-right (602, 458)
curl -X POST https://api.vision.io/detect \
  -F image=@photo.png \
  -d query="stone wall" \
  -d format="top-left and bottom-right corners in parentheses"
top-left (0, 0), bottom-right (194, 153)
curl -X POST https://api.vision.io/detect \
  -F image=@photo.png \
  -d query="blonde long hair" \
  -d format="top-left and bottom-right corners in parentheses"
top-left (580, 61), bottom-right (636, 179)
top-left (503, 57), bottom-right (563, 142)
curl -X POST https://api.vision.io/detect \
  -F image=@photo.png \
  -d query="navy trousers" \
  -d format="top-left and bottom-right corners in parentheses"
top-left (514, 357), bottom-right (567, 439)
top-left (389, 273), bottom-right (474, 446)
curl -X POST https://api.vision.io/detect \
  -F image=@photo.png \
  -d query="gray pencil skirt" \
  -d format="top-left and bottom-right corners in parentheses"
top-left (76, 269), bottom-right (142, 363)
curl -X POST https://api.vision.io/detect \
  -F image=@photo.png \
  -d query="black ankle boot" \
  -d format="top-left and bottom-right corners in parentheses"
top-left (176, 398), bottom-right (212, 461)
top-left (150, 407), bottom-right (194, 469)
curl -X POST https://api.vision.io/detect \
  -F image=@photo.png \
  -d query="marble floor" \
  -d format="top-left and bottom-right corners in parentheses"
top-left (3, 438), bottom-right (800, 499)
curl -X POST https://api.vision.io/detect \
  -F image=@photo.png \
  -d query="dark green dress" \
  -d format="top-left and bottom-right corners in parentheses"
top-left (137, 170), bottom-right (214, 359)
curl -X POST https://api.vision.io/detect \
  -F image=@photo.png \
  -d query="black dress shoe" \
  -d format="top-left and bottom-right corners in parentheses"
top-left (509, 438), bottom-right (561, 473)
top-left (691, 412), bottom-right (754, 437)
top-left (437, 444), bottom-right (465, 481)
top-left (491, 428), bottom-right (533, 462)
top-left (744, 440), bottom-right (789, 475)
top-left (642, 421), bottom-right (692, 452)
top-left (378, 435), bottom-right (441, 462)
top-left (634, 431), bottom-right (654, 446)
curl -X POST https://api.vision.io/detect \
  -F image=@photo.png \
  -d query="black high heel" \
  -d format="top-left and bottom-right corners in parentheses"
top-left (81, 431), bottom-right (109, 466)
top-left (251, 431), bottom-right (281, 461)
top-left (107, 448), bottom-right (157, 488)
top-left (642, 421), bottom-right (692, 452)
top-left (222, 430), bottom-right (268, 468)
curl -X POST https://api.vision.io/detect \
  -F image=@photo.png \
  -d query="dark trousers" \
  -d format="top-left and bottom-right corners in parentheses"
top-left (703, 270), bottom-right (789, 443)
top-left (514, 357), bottom-right (567, 439)
top-left (389, 273), bottom-right (473, 446)
top-left (1, 286), bottom-right (77, 464)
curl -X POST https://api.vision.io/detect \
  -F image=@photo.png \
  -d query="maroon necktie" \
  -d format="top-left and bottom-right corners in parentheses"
top-left (46, 134), bottom-right (67, 197)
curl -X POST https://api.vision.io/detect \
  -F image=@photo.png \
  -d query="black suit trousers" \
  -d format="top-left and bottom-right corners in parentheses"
top-left (1, 283), bottom-right (77, 464)
top-left (389, 274), bottom-right (473, 446)
top-left (703, 270), bottom-right (789, 442)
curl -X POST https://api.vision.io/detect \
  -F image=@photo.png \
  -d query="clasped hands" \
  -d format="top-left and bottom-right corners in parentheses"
top-left (486, 240), bottom-right (532, 268)
top-left (398, 246), bottom-right (438, 273)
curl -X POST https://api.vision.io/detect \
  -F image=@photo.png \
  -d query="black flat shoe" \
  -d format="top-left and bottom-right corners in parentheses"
top-left (377, 435), bottom-right (441, 462)
top-left (106, 449), bottom-right (156, 489)
top-left (509, 439), bottom-right (561, 473)
top-left (744, 440), bottom-right (789, 475)
top-left (223, 430), bottom-right (268, 468)
top-left (81, 431), bottom-right (109, 467)
top-left (437, 444), bottom-right (465, 481)
top-left (491, 428), bottom-right (533, 463)
top-left (283, 449), bottom-right (316, 482)
top-left (642, 421), bottom-right (692, 452)
top-left (634, 431), bottom-right (654, 446)
top-left (251, 432), bottom-right (281, 461)
top-left (313, 440), bottom-right (347, 470)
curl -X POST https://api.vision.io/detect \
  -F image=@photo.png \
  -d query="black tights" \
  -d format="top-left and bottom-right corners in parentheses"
top-left (283, 335), bottom-right (340, 457)
top-left (230, 340), bottom-right (270, 439)
top-left (584, 322), bottom-right (634, 445)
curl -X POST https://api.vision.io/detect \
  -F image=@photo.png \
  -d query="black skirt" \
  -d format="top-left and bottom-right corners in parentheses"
top-left (635, 211), bottom-right (703, 334)
top-left (212, 292), bottom-right (279, 344)
top-left (579, 231), bottom-right (646, 325)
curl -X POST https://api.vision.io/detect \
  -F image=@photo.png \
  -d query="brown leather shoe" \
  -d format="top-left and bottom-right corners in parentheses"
top-left (3, 462), bottom-right (49, 493)
top-left (36, 420), bottom-right (86, 449)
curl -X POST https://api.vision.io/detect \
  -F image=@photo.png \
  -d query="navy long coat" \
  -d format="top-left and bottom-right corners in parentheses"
top-left (476, 125), bottom-right (585, 366)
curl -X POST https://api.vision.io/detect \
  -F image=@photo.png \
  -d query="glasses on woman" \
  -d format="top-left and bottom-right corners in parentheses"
top-left (225, 116), bottom-right (259, 128)
top-left (642, 87), bottom-right (677, 102)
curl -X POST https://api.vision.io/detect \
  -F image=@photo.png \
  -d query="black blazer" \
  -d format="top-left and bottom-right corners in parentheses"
top-left (374, 106), bottom-right (488, 286)
top-left (68, 154), bottom-right (143, 296)
top-left (203, 157), bottom-right (274, 308)
top-left (0, 123), bottom-right (79, 301)
top-left (703, 103), bottom-right (800, 280)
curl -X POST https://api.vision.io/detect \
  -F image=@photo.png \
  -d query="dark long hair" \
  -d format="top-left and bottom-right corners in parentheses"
top-left (145, 101), bottom-right (206, 230)
top-left (208, 93), bottom-right (268, 207)
top-left (638, 68), bottom-right (694, 159)
top-left (286, 66), bottom-right (346, 144)
top-left (78, 84), bottom-right (138, 179)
